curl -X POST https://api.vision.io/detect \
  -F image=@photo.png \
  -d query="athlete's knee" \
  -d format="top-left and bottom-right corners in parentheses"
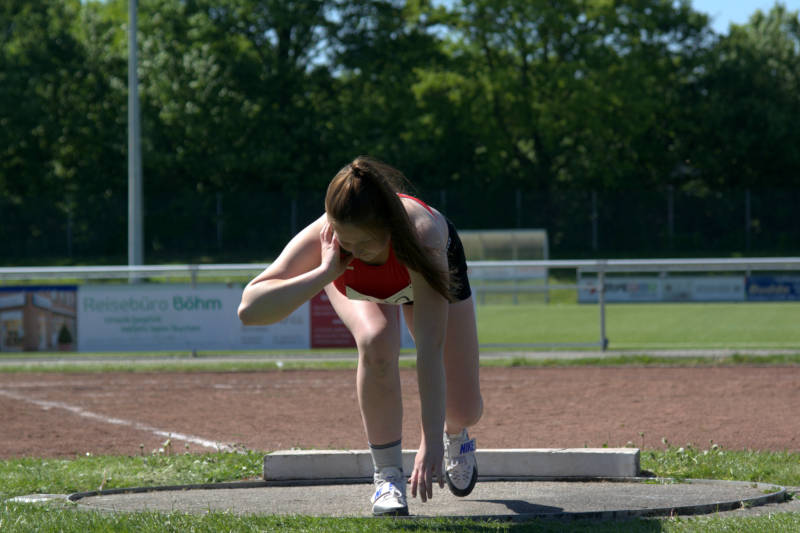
top-left (469, 394), bottom-right (484, 426)
top-left (356, 325), bottom-right (400, 374)
top-left (448, 392), bottom-right (483, 429)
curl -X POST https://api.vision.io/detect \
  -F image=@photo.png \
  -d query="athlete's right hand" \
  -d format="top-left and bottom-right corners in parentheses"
top-left (319, 221), bottom-right (353, 280)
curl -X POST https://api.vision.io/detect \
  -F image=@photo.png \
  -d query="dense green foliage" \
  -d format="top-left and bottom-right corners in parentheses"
top-left (2, 1), bottom-right (799, 262)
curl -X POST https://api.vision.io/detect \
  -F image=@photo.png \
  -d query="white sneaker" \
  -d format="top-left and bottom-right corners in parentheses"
top-left (371, 466), bottom-right (408, 516)
top-left (443, 429), bottom-right (478, 497)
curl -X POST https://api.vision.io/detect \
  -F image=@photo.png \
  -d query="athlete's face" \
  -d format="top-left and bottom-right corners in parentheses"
top-left (328, 217), bottom-right (390, 264)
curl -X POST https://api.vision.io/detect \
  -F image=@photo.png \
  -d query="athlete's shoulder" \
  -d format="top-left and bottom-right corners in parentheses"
top-left (280, 213), bottom-right (326, 255)
top-left (401, 196), bottom-right (446, 250)
top-left (309, 213), bottom-right (327, 231)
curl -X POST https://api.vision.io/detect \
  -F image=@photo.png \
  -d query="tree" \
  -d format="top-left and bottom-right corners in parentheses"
top-left (325, 0), bottom-right (454, 188)
top-left (689, 3), bottom-right (800, 189)
top-left (128, 0), bottom-right (344, 256)
top-left (413, 0), bottom-right (711, 190)
top-left (0, 0), bottom-right (126, 260)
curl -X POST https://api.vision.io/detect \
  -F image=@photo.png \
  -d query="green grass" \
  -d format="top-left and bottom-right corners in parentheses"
top-left (0, 359), bottom-right (360, 374)
top-left (1, 446), bottom-right (798, 532)
top-left (2, 352), bottom-right (800, 375)
top-left (642, 443), bottom-right (800, 487)
top-left (482, 352), bottom-right (800, 368)
top-left (0, 348), bottom-right (355, 361)
top-left (477, 302), bottom-right (800, 349)
top-left (2, 506), bottom-right (798, 533)
top-left (0, 451), bottom-right (263, 502)
top-left (2, 300), bottom-right (798, 374)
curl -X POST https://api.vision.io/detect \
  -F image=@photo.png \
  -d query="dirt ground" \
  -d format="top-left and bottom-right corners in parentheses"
top-left (1, 365), bottom-right (798, 459)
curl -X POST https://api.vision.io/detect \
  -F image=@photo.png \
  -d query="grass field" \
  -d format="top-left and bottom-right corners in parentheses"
top-left (477, 302), bottom-right (800, 349)
top-left (1, 300), bottom-right (797, 362)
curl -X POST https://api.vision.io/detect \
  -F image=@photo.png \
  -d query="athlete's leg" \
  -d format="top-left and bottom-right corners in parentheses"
top-left (324, 285), bottom-right (403, 446)
top-left (402, 295), bottom-right (482, 434)
top-left (404, 296), bottom-right (481, 498)
top-left (441, 296), bottom-right (483, 434)
top-left (325, 286), bottom-right (408, 515)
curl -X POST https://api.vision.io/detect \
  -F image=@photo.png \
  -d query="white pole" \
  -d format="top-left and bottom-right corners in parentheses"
top-left (598, 262), bottom-right (608, 351)
top-left (128, 0), bottom-right (143, 270)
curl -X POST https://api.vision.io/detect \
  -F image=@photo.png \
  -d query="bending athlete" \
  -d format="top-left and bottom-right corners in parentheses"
top-left (238, 156), bottom-right (483, 516)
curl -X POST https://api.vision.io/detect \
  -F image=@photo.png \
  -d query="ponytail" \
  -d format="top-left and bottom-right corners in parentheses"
top-left (325, 156), bottom-right (453, 301)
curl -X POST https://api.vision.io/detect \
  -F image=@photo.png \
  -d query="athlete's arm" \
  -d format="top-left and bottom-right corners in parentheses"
top-left (238, 214), bottom-right (352, 325)
top-left (406, 206), bottom-right (450, 502)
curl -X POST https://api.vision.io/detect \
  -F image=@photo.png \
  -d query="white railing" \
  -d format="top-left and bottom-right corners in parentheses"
top-left (575, 257), bottom-right (800, 273)
top-left (5, 258), bottom-right (798, 280)
top-left (0, 264), bottom-right (267, 285)
top-left (2, 258), bottom-right (799, 351)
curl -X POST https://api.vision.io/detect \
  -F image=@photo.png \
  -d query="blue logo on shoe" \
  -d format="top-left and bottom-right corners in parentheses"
top-left (374, 483), bottom-right (394, 500)
top-left (460, 439), bottom-right (476, 454)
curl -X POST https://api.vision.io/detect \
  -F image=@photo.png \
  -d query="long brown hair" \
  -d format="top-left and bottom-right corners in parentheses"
top-left (325, 156), bottom-right (452, 301)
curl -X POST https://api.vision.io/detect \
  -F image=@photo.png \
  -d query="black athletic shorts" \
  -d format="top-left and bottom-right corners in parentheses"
top-left (446, 219), bottom-right (472, 302)
top-left (405, 219), bottom-right (472, 304)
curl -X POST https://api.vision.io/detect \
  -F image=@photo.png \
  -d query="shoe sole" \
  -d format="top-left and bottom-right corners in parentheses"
top-left (373, 506), bottom-right (409, 517)
top-left (445, 462), bottom-right (478, 497)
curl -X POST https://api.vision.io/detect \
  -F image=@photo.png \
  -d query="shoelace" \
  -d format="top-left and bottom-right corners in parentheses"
top-left (375, 471), bottom-right (404, 485)
top-left (446, 457), bottom-right (473, 484)
top-left (373, 479), bottom-right (405, 503)
top-left (375, 469), bottom-right (405, 488)
top-left (445, 437), bottom-right (474, 485)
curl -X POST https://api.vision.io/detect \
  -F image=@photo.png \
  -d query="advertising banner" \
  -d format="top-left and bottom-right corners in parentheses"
top-left (579, 276), bottom-right (745, 303)
top-left (469, 264), bottom-right (547, 281)
top-left (662, 277), bottom-right (745, 302)
top-left (234, 303), bottom-right (310, 350)
top-left (578, 278), bottom-right (661, 303)
top-left (0, 286), bottom-right (77, 352)
top-left (747, 276), bottom-right (800, 301)
top-left (2, 283), bottom-right (415, 353)
top-left (310, 291), bottom-right (355, 349)
top-left (309, 291), bottom-right (415, 349)
top-left (78, 284), bottom-right (310, 352)
top-left (78, 284), bottom-right (236, 351)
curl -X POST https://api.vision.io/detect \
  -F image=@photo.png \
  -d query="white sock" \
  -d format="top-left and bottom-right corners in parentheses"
top-left (369, 439), bottom-right (403, 473)
top-left (446, 428), bottom-right (467, 439)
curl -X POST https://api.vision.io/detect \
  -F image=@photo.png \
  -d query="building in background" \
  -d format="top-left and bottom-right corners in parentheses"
top-left (0, 287), bottom-right (77, 352)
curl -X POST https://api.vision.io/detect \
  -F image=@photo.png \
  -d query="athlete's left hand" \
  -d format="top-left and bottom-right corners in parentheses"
top-left (410, 434), bottom-right (444, 503)
top-left (319, 220), bottom-right (353, 280)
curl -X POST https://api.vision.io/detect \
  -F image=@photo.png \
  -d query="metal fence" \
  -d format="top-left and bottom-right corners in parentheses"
top-left (3, 188), bottom-right (800, 264)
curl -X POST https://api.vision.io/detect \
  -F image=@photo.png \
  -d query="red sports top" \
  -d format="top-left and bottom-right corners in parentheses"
top-left (332, 194), bottom-right (433, 305)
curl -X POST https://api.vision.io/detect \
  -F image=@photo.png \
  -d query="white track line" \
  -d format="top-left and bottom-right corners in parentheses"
top-left (0, 388), bottom-right (234, 452)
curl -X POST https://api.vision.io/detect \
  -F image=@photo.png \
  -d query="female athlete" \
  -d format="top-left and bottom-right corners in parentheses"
top-left (238, 156), bottom-right (483, 516)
